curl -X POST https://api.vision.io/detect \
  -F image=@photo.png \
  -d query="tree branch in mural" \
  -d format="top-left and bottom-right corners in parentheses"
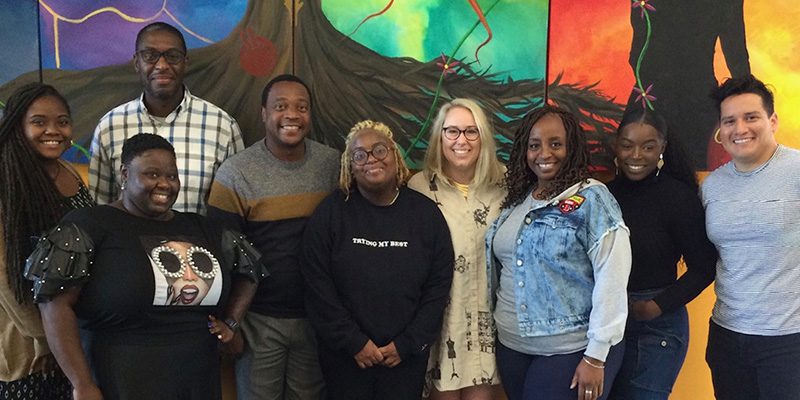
top-left (0, 0), bottom-right (621, 168)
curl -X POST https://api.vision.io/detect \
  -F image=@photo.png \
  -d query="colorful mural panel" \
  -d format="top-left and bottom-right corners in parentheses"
top-left (550, 0), bottom-right (800, 170)
top-left (1, 0), bottom-right (563, 169)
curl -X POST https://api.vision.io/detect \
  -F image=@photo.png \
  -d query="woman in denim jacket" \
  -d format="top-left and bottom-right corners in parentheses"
top-left (487, 106), bottom-right (631, 400)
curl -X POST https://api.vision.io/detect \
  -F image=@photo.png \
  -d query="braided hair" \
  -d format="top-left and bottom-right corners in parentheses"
top-left (338, 120), bottom-right (410, 198)
top-left (502, 105), bottom-right (591, 208)
top-left (0, 83), bottom-right (71, 303)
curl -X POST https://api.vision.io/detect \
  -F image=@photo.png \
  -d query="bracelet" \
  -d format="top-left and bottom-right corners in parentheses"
top-left (582, 356), bottom-right (605, 369)
top-left (223, 317), bottom-right (240, 333)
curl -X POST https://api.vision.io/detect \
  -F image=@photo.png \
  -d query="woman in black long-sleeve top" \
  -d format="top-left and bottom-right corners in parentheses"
top-left (606, 109), bottom-right (717, 399)
top-left (301, 120), bottom-right (454, 400)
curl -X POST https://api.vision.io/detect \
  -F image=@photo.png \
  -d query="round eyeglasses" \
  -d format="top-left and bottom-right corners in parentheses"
top-left (137, 49), bottom-right (186, 65)
top-left (352, 143), bottom-right (391, 165)
top-left (442, 126), bottom-right (480, 141)
top-left (150, 245), bottom-right (220, 280)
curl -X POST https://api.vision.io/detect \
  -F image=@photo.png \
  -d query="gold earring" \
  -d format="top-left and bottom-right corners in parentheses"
top-left (656, 154), bottom-right (664, 176)
top-left (714, 128), bottom-right (722, 144)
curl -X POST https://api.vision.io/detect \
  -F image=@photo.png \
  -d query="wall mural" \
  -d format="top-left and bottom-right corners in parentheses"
top-left (6, 1), bottom-right (794, 171)
top-left (549, 0), bottom-right (800, 170)
top-left (0, 0), bottom-right (621, 170)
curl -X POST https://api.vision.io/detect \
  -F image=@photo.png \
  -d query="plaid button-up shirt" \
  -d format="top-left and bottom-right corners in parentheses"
top-left (88, 89), bottom-right (244, 215)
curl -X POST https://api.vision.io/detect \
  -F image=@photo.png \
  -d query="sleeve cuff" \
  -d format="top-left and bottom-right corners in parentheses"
top-left (585, 339), bottom-right (611, 362)
top-left (393, 335), bottom-right (432, 360)
top-left (221, 230), bottom-right (269, 283)
top-left (652, 294), bottom-right (678, 315)
top-left (345, 334), bottom-right (370, 357)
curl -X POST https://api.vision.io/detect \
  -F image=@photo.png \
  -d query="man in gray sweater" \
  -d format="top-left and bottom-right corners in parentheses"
top-left (208, 74), bottom-right (340, 400)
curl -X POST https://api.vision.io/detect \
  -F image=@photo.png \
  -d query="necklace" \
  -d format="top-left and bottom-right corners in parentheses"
top-left (388, 187), bottom-right (400, 205)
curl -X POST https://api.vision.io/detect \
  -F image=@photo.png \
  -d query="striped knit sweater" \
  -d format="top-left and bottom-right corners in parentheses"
top-left (701, 144), bottom-right (800, 335)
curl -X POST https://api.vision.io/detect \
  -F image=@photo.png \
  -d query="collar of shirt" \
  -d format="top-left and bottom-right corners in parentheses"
top-left (136, 87), bottom-right (190, 125)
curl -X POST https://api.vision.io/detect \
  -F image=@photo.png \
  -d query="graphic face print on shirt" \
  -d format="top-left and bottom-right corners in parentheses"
top-left (142, 236), bottom-right (223, 306)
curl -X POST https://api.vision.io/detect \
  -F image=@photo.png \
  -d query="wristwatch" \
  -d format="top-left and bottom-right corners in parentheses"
top-left (223, 317), bottom-right (240, 333)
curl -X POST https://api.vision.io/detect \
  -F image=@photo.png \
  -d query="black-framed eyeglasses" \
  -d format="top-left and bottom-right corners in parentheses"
top-left (443, 126), bottom-right (480, 141)
top-left (137, 49), bottom-right (186, 65)
top-left (352, 144), bottom-right (391, 165)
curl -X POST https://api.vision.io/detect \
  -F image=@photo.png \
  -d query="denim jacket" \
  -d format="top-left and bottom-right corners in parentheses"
top-left (486, 179), bottom-right (631, 360)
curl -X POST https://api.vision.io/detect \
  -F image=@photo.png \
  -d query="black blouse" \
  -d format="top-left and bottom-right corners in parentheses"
top-left (607, 172), bottom-right (717, 313)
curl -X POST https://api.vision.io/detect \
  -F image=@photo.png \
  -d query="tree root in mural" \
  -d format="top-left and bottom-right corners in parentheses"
top-left (0, 0), bottom-right (622, 169)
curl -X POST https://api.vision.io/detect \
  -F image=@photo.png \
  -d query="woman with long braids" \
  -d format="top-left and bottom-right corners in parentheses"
top-left (0, 83), bottom-right (93, 399)
top-left (486, 105), bottom-right (631, 400)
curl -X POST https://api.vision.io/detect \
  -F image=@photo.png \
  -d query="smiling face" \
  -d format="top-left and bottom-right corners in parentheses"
top-left (718, 93), bottom-right (779, 172)
top-left (134, 29), bottom-right (186, 104)
top-left (262, 81), bottom-right (311, 153)
top-left (121, 149), bottom-right (180, 220)
top-left (23, 95), bottom-right (72, 161)
top-left (441, 106), bottom-right (481, 182)
top-left (350, 129), bottom-right (398, 193)
top-left (615, 122), bottom-right (666, 181)
top-left (526, 114), bottom-right (567, 187)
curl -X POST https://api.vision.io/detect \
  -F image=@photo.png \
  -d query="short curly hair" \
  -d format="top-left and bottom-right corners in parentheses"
top-left (121, 133), bottom-right (176, 166)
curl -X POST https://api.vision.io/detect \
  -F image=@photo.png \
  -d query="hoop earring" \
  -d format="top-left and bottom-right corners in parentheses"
top-left (713, 129), bottom-right (722, 144)
top-left (613, 157), bottom-right (619, 176)
top-left (656, 154), bottom-right (664, 176)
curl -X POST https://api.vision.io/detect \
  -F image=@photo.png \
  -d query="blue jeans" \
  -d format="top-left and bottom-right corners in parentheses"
top-left (706, 320), bottom-right (800, 400)
top-left (608, 290), bottom-right (689, 400)
top-left (496, 341), bottom-right (624, 400)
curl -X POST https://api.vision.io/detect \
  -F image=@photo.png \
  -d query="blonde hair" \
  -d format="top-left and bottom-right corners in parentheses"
top-left (338, 120), bottom-right (411, 196)
top-left (422, 98), bottom-right (504, 189)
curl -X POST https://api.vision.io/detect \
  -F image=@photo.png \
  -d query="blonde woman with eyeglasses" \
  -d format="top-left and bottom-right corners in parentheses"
top-left (408, 99), bottom-right (506, 400)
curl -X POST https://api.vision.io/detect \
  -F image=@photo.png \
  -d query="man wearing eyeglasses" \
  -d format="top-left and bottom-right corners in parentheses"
top-left (207, 74), bottom-right (340, 400)
top-left (88, 22), bottom-right (244, 215)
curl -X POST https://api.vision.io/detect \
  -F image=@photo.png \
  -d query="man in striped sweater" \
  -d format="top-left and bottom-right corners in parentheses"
top-left (208, 74), bottom-right (340, 400)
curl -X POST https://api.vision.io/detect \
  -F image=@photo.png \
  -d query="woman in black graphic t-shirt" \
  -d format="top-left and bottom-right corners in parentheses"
top-left (27, 134), bottom-right (265, 400)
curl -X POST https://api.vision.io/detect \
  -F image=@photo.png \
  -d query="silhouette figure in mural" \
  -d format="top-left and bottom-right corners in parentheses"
top-left (627, 0), bottom-right (750, 169)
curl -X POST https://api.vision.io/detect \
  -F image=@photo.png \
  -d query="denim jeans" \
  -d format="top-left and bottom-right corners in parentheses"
top-left (706, 320), bottom-right (800, 400)
top-left (608, 290), bottom-right (689, 400)
top-left (497, 341), bottom-right (624, 400)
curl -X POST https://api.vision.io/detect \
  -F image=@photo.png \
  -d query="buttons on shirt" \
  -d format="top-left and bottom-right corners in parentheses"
top-left (525, 217), bottom-right (532, 224)
top-left (516, 259), bottom-right (523, 267)
top-left (520, 304), bottom-right (527, 311)
top-left (661, 340), bottom-right (667, 347)
top-left (518, 281), bottom-right (525, 287)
